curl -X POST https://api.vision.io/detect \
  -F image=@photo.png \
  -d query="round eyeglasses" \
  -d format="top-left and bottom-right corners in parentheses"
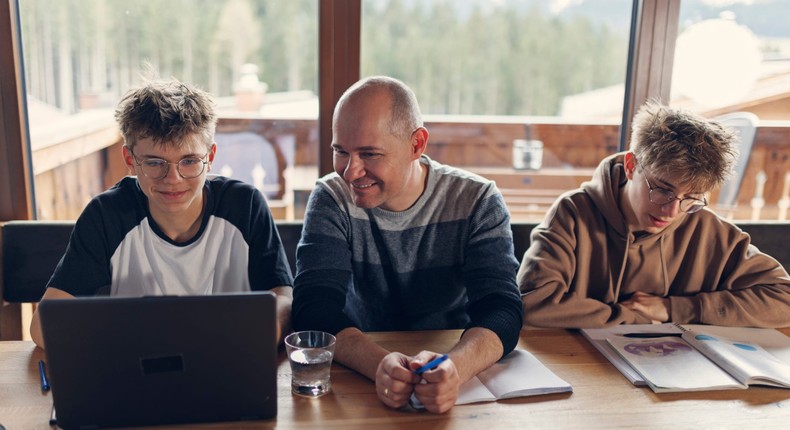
top-left (643, 174), bottom-right (707, 214)
top-left (130, 152), bottom-right (209, 180)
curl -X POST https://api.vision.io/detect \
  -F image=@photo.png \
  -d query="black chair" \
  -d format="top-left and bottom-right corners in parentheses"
top-left (1, 220), bottom-right (74, 303)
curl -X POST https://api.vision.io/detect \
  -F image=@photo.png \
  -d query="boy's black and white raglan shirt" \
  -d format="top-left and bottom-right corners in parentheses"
top-left (48, 176), bottom-right (293, 297)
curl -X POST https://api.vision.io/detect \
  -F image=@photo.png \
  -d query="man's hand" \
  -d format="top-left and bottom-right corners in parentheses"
top-left (621, 291), bottom-right (671, 323)
top-left (375, 352), bottom-right (421, 409)
top-left (340, 327), bottom-right (500, 414)
top-left (409, 351), bottom-right (461, 414)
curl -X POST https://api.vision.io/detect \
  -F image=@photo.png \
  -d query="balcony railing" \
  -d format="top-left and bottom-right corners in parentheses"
top-left (29, 115), bottom-right (790, 222)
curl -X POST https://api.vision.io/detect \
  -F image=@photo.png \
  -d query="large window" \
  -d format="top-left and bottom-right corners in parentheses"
top-left (362, 0), bottom-right (633, 221)
top-left (673, 0), bottom-right (790, 120)
top-left (363, 0), bottom-right (631, 118)
top-left (671, 0), bottom-right (790, 221)
top-left (19, 0), bottom-right (318, 220)
top-left (6, 0), bottom-right (790, 225)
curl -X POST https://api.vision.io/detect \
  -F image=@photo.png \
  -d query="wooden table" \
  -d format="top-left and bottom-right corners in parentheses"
top-left (2, 328), bottom-right (789, 429)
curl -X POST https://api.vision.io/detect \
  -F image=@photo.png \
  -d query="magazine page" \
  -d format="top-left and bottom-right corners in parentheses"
top-left (581, 323), bottom-right (684, 385)
top-left (682, 331), bottom-right (790, 388)
top-left (679, 325), bottom-right (790, 364)
top-left (606, 335), bottom-right (745, 393)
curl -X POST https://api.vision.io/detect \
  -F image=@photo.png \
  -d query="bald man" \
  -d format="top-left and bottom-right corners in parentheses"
top-left (292, 76), bottom-right (522, 413)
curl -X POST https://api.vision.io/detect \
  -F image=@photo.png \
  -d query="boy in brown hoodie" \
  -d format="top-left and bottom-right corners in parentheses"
top-left (518, 102), bottom-right (790, 328)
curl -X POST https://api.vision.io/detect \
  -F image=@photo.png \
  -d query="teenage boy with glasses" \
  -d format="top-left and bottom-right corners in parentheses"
top-left (30, 79), bottom-right (293, 349)
top-left (518, 102), bottom-right (790, 328)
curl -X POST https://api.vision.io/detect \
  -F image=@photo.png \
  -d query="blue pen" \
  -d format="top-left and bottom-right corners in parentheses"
top-left (414, 354), bottom-right (449, 375)
top-left (38, 360), bottom-right (50, 391)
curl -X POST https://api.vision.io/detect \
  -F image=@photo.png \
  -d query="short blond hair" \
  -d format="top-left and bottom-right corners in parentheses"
top-left (630, 102), bottom-right (739, 191)
top-left (115, 79), bottom-right (217, 151)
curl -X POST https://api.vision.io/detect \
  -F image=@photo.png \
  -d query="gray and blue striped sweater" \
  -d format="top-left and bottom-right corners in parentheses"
top-left (293, 156), bottom-right (522, 355)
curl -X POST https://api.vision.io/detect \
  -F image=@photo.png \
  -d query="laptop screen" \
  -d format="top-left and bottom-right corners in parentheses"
top-left (39, 292), bottom-right (278, 428)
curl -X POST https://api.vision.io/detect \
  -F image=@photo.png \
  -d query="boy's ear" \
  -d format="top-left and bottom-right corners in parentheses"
top-left (206, 143), bottom-right (217, 172)
top-left (623, 152), bottom-right (637, 180)
top-left (122, 145), bottom-right (135, 172)
top-left (208, 143), bottom-right (217, 162)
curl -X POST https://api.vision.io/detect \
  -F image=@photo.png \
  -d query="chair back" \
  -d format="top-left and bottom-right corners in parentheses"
top-left (1, 221), bottom-right (73, 303)
top-left (715, 112), bottom-right (759, 209)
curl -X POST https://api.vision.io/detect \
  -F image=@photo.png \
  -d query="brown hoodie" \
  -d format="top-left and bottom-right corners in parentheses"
top-left (518, 152), bottom-right (790, 328)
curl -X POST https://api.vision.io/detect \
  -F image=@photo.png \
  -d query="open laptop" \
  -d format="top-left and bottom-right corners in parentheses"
top-left (38, 292), bottom-right (278, 429)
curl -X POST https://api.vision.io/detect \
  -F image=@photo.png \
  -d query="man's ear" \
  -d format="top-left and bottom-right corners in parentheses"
top-left (623, 152), bottom-right (637, 180)
top-left (410, 127), bottom-right (428, 159)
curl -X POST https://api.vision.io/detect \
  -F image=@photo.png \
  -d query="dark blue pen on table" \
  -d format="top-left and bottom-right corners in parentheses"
top-left (414, 354), bottom-right (449, 375)
top-left (38, 360), bottom-right (50, 391)
top-left (622, 333), bottom-right (682, 339)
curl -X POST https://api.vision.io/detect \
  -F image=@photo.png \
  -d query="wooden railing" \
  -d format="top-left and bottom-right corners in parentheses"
top-left (28, 115), bottom-right (790, 222)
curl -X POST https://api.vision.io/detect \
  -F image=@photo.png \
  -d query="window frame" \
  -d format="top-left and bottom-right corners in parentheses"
top-left (1, 0), bottom-right (35, 221)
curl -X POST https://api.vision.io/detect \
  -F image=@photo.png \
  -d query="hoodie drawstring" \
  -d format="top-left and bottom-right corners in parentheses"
top-left (659, 235), bottom-right (669, 296)
top-left (612, 230), bottom-right (631, 303)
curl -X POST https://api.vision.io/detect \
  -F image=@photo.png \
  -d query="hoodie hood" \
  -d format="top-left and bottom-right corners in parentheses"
top-left (582, 152), bottom-right (629, 239)
top-left (582, 152), bottom-right (686, 246)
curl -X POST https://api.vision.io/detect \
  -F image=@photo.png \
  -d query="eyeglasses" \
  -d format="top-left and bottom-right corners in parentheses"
top-left (643, 173), bottom-right (707, 214)
top-left (130, 151), bottom-right (209, 180)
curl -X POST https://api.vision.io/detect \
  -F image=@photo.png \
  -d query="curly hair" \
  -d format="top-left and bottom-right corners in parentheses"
top-left (114, 79), bottom-right (217, 151)
top-left (630, 101), bottom-right (739, 192)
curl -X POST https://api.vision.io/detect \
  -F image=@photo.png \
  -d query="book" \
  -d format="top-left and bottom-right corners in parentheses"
top-left (582, 324), bottom-right (790, 393)
top-left (455, 349), bottom-right (572, 404)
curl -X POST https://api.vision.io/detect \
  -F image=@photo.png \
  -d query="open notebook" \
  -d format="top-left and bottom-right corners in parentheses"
top-left (409, 349), bottom-right (572, 409)
top-left (456, 349), bottom-right (572, 404)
